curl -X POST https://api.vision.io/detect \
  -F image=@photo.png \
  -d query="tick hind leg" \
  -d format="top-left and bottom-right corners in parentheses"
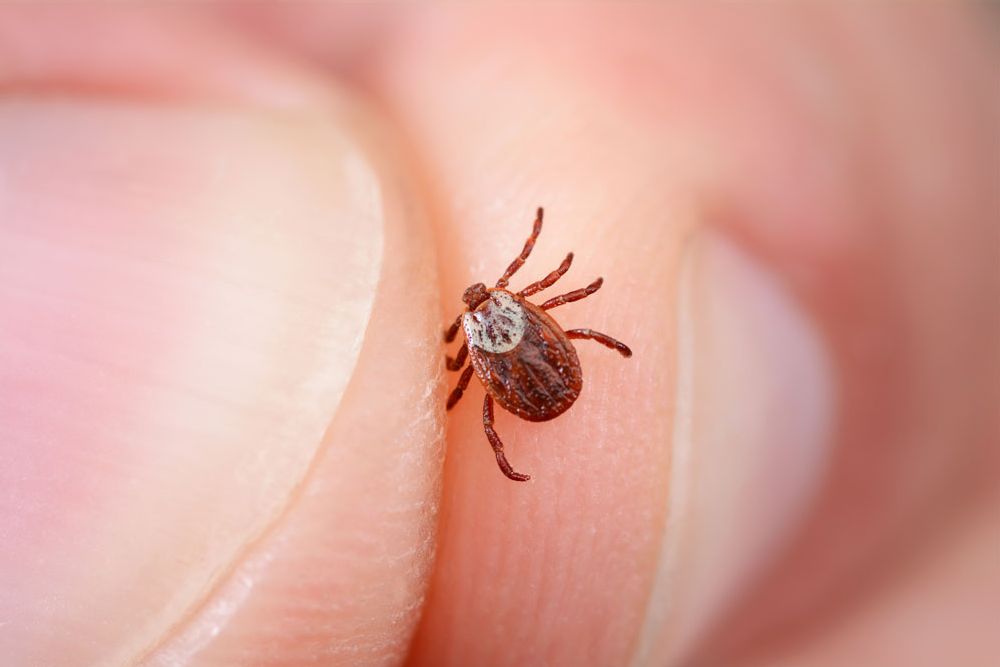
top-left (495, 207), bottom-right (544, 289)
top-left (443, 312), bottom-right (463, 343)
top-left (446, 342), bottom-right (468, 371)
top-left (566, 328), bottom-right (633, 358)
top-left (447, 365), bottom-right (475, 410)
top-left (483, 395), bottom-right (531, 482)
top-left (444, 312), bottom-right (467, 371)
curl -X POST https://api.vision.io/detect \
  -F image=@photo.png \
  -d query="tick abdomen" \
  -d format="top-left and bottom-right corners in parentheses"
top-left (465, 290), bottom-right (582, 422)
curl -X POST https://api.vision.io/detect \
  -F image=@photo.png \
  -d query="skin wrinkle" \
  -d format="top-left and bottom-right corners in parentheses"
top-left (142, 354), bottom-right (374, 664)
top-left (0, 7), bottom-right (338, 109)
top-left (628, 231), bottom-right (696, 667)
top-left (147, 105), bottom-right (442, 665)
top-left (129, 127), bottom-right (386, 665)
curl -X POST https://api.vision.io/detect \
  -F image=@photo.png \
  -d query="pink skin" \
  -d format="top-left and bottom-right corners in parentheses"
top-left (0, 5), bottom-right (997, 667)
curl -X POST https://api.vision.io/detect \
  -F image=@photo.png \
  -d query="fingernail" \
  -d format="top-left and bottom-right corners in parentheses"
top-left (0, 99), bottom-right (383, 665)
top-left (634, 231), bottom-right (834, 665)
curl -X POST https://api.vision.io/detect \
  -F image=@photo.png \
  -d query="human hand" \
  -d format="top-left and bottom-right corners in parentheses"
top-left (2, 5), bottom-right (997, 666)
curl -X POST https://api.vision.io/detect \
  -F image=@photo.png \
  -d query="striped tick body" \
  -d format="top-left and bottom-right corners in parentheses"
top-left (444, 207), bottom-right (632, 481)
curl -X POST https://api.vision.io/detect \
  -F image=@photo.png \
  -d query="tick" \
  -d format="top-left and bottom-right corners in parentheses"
top-left (443, 207), bottom-right (632, 481)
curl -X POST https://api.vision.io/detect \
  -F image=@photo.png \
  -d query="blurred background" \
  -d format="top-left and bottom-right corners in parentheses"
top-left (0, 4), bottom-right (997, 667)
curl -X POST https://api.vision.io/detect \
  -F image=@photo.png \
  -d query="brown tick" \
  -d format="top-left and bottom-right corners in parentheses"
top-left (443, 207), bottom-right (632, 481)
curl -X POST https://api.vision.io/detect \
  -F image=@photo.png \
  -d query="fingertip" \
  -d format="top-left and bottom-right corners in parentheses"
top-left (0, 14), bottom-right (441, 667)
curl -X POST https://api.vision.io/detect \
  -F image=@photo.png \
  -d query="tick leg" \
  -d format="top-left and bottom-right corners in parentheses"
top-left (565, 327), bottom-right (633, 358)
top-left (444, 312), bottom-right (464, 343)
top-left (446, 342), bottom-right (468, 371)
top-left (540, 277), bottom-right (603, 310)
top-left (447, 365), bottom-right (475, 410)
top-left (495, 207), bottom-right (544, 289)
top-left (483, 395), bottom-right (531, 482)
top-left (519, 252), bottom-right (574, 297)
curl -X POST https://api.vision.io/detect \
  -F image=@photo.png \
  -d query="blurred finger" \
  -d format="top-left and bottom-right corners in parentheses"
top-left (357, 5), bottom-right (998, 666)
top-left (0, 8), bottom-right (441, 666)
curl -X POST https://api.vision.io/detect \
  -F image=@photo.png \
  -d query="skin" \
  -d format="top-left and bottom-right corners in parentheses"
top-left (0, 5), bottom-right (997, 667)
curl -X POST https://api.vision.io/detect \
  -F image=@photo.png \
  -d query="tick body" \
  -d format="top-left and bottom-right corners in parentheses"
top-left (444, 207), bottom-right (632, 482)
top-left (465, 289), bottom-right (583, 421)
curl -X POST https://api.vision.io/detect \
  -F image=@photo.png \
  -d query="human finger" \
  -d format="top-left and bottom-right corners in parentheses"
top-left (354, 5), bottom-right (998, 666)
top-left (0, 7), bottom-right (441, 666)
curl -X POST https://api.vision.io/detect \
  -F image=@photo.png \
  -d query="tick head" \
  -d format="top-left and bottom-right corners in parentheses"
top-left (462, 282), bottom-right (490, 310)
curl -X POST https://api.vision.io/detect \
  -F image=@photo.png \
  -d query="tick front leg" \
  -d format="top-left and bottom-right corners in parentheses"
top-left (483, 395), bottom-right (531, 482)
top-left (446, 342), bottom-right (468, 371)
top-left (495, 207), bottom-right (544, 289)
top-left (565, 328), bottom-right (633, 358)
top-left (447, 365), bottom-right (475, 410)
top-left (540, 277), bottom-right (603, 310)
top-left (444, 312), bottom-right (464, 343)
top-left (519, 252), bottom-right (573, 297)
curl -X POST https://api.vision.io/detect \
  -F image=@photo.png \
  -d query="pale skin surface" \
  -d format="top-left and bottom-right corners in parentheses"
top-left (0, 5), bottom-right (997, 667)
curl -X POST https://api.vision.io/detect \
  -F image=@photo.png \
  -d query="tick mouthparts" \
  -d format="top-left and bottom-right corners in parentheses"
top-left (462, 282), bottom-right (490, 309)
